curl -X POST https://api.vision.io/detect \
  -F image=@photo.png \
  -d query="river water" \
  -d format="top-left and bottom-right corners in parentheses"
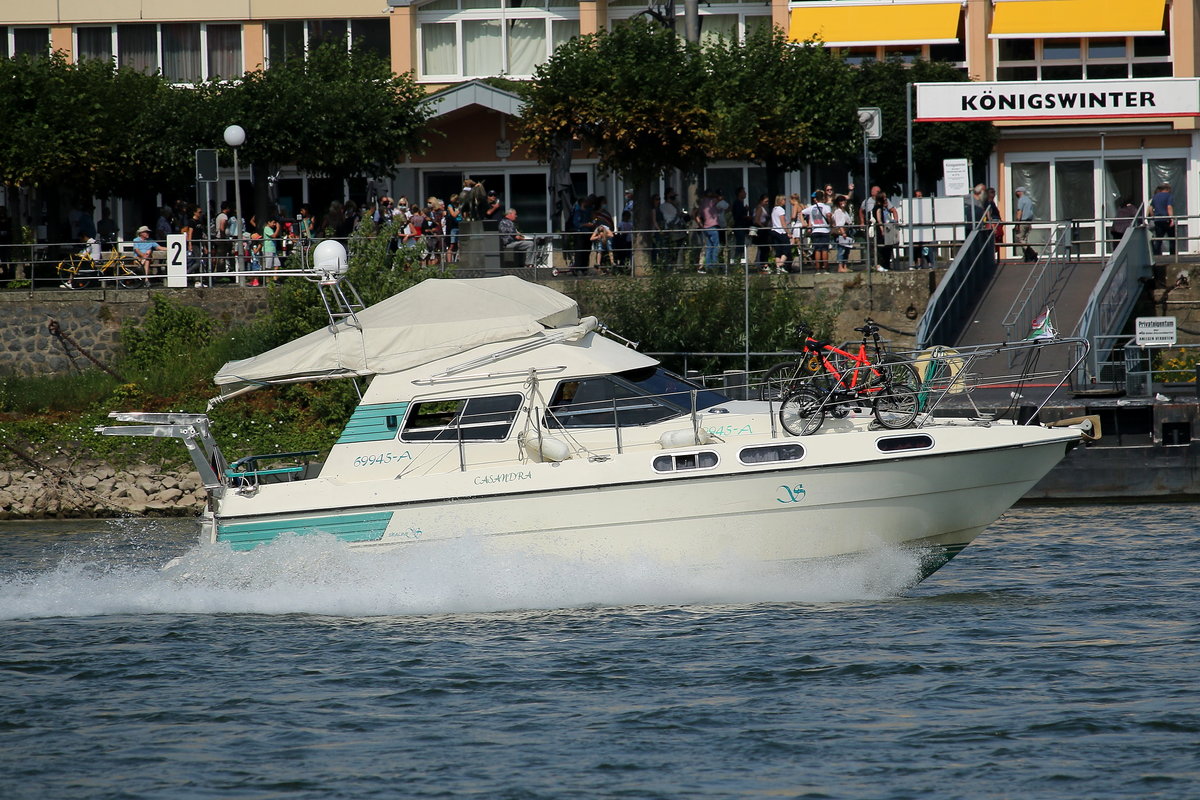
top-left (0, 505), bottom-right (1196, 799)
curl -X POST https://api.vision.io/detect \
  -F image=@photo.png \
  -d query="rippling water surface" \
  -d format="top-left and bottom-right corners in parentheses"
top-left (1, 505), bottom-right (1197, 799)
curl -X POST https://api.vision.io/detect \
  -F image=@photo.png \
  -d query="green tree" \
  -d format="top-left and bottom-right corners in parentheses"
top-left (853, 58), bottom-right (997, 193)
top-left (518, 19), bottom-right (714, 260)
top-left (702, 27), bottom-right (859, 195)
top-left (0, 53), bottom-right (202, 197)
top-left (213, 42), bottom-right (433, 216)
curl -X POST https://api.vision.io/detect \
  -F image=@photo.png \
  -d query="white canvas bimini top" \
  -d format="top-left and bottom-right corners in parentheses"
top-left (213, 276), bottom-right (579, 394)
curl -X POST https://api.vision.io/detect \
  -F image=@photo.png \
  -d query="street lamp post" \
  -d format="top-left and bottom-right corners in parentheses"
top-left (223, 124), bottom-right (246, 284)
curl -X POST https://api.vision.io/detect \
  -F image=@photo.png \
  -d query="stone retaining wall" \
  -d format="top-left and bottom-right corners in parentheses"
top-left (0, 287), bottom-right (271, 377)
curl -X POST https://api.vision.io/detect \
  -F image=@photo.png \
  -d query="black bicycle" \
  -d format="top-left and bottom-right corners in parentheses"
top-left (760, 319), bottom-right (918, 402)
top-left (768, 320), bottom-right (920, 435)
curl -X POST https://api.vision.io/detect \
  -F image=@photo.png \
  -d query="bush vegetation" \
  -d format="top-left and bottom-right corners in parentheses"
top-left (0, 231), bottom-right (837, 469)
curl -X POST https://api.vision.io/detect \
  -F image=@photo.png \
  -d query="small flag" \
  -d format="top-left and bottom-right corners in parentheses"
top-left (1028, 307), bottom-right (1057, 341)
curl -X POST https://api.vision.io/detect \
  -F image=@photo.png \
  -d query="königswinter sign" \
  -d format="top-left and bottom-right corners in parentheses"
top-left (915, 78), bottom-right (1200, 122)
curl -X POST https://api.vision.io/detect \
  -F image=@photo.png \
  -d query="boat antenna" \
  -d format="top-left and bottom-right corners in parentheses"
top-left (305, 240), bottom-right (366, 332)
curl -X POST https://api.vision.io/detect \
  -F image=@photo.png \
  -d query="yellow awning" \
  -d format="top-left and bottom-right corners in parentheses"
top-left (788, 1), bottom-right (962, 48)
top-left (990, 0), bottom-right (1166, 38)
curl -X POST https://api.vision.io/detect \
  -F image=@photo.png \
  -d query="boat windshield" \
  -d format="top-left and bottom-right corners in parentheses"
top-left (546, 367), bottom-right (728, 428)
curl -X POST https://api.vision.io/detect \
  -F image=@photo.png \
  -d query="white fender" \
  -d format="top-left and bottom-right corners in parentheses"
top-left (658, 428), bottom-right (714, 449)
top-left (518, 431), bottom-right (572, 462)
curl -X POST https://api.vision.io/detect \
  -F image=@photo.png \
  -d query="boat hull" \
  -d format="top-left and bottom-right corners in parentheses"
top-left (210, 430), bottom-right (1075, 584)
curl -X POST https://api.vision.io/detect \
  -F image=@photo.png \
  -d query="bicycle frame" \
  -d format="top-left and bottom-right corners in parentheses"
top-left (799, 335), bottom-right (888, 397)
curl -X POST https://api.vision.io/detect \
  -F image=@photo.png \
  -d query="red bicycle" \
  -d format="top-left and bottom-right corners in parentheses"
top-left (761, 320), bottom-right (921, 435)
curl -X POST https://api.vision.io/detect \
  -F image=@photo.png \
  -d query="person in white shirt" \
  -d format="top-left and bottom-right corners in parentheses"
top-left (803, 190), bottom-right (833, 273)
top-left (831, 194), bottom-right (854, 272)
top-left (769, 194), bottom-right (791, 274)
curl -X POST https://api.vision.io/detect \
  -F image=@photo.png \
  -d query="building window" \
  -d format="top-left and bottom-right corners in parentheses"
top-left (418, 8), bottom-right (575, 80)
top-left (77, 27), bottom-right (114, 62)
top-left (105, 23), bottom-right (242, 81)
top-left (118, 24), bottom-right (158, 74)
top-left (266, 19), bottom-right (391, 68)
top-left (995, 35), bottom-right (1171, 81)
top-left (421, 23), bottom-right (458, 76)
top-left (12, 27), bottom-right (50, 57)
top-left (267, 22), bottom-right (304, 66)
top-left (352, 19), bottom-right (391, 60)
top-left (207, 25), bottom-right (243, 79)
top-left (608, 5), bottom-right (771, 46)
top-left (162, 23), bottom-right (202, 83)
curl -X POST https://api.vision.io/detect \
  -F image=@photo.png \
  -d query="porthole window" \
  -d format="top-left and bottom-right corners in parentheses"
top-left (876, 434), bottom-right (934, 453)
top-left (739, 444), bottom-right (805, 465)
top-left (652, 451), bottom-right (719, 472)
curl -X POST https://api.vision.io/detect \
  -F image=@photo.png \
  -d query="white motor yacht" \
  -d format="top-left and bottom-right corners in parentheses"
top-left (99, 271), bottom-right (1095, 584)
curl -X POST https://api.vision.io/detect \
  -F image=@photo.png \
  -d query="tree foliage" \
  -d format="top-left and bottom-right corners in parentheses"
top-left (0, 53), bottom-right (204, 196)
top-left (519, 19), bottom-right (713, 187)
top-left (852, 59), bottom-right (997, 193)
top-left (702, 28), bottom-right (858, 193)
top-left (214, 43), bottom-right (433, 185)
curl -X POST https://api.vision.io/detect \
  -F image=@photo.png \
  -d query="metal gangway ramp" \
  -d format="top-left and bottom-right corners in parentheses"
top-left (917, 223), bottom-right (1153, 390)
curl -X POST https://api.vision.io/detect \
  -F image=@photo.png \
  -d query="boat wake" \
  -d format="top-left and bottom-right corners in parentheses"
top-left (0, 526), bottom-right (932, 620)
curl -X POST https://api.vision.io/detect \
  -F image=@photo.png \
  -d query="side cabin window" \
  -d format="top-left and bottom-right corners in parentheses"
top-left (401, 394), bottom-right (522, 442)
top-left (546, 367), bottom-right (727, 429)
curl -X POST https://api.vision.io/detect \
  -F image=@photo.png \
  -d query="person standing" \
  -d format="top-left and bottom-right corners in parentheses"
top-left (0, 206), bottom-right (14, 282)
top-left (831, 194), bottom-right (853, 273)
top-left (1148, 183), bottom-right (1175, 256)
top-left (731, 187), bottom-right (753, 266)
top-left (873, 194), bottom-right (896, 272)
top-left (803, 190), bottom-right (833, 273)
top-left (694, 188), bottom-right (721, 274)
top-left (770, 194), bottom-right (791, 274)
top-left (1014, 186), bottom-right (1036, 262)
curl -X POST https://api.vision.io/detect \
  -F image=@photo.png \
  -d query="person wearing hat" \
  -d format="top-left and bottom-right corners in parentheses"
top-left (1014, 186), bottom-right (1036, 262)
top-left (130, 225), bottom-right (162, 280)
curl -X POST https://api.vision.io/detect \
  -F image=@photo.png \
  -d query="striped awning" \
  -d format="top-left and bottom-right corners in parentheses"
top-left (990, 0), bottom-right (1167, 38)
top-left (789, 1), bottom-right (962, 48)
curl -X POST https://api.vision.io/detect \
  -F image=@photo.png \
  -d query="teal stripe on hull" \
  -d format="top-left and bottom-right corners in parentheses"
top-left (336, 402), bottom-right (409, 444)
top-left (217, 511), bottom-right (393, 551)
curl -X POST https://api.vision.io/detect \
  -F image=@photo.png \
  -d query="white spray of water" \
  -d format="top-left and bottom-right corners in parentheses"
top-left (0, 527), bottom-right (931, 620)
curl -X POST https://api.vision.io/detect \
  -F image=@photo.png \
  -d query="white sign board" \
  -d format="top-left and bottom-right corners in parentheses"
top-left (166, 233), bottom-right (188, 288)
top-left (916, 78), bottom-right (1200, 122)
top-left (857, 107), bottom-right (882, 139)
top-left (943, 159), bottom-right (971, 196)
top-left (1135, 317), bottom-right (1177, 347)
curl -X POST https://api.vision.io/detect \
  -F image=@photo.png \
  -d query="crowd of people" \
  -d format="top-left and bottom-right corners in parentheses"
top-left (12, 174), bottom-right (1184, 288)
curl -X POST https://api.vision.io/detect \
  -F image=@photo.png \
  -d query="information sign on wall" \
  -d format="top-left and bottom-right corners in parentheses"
top-left (1135, 316), bottom-right (1177, 347)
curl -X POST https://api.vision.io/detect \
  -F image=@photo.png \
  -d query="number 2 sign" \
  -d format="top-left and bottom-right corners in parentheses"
top-left (166, 233), bottom-right (188, 288)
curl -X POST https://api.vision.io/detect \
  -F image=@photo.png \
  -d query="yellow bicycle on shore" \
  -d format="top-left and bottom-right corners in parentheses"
top-left (56, 244), bottom-right (145, 289)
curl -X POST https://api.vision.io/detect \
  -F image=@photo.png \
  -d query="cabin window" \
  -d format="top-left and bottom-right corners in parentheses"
top-left (739, 444), bottom-right (805, 464)
top-left (875, 434), bottom-right (934, 453)
top-left (652, 451), bottom-right (719, 472)
top-left (401, 394), bottom-right (522, 442)
top-left (545, 368), bottom-right (726, 429)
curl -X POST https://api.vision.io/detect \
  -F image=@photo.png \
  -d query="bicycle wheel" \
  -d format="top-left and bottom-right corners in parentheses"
top-left (779, 387), bottom-right (826, 436)
top-left (872, 384), bottom-right (919, 430)
top-left (114, 266), bottom-right (145, 289)
top-left (55, 254), bottom-right (86, 288)
top-left (865, 353), bottom-right (920, 392)
top-left (760, 361), bottom-right (801, 401)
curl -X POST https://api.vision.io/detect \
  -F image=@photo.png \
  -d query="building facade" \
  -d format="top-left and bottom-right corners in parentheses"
top-left (5, 0), bottom-right (1200, 251)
